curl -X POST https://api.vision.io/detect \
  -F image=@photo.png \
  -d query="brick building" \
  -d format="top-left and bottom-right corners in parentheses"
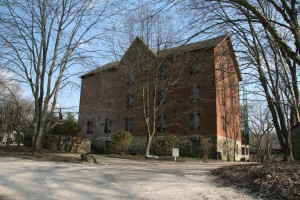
top-left (78, 35), bottom-right (242, 160)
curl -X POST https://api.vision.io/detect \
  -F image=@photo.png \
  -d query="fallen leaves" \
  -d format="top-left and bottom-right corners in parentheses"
top-left (211, 162), bottom-right (300, 200)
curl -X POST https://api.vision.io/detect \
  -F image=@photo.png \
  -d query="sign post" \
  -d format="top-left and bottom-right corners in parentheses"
top-left (172, 148), bottom-right (179, 162)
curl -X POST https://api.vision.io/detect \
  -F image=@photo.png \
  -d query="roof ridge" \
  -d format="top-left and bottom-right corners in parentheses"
top-left (81, 35), bottom-right (230, 78)
top-left (158, 35), bottom-right (228, 56)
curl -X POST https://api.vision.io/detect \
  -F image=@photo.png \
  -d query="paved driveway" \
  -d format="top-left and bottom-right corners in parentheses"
top-left (0, 156), bottom-right (255, 200)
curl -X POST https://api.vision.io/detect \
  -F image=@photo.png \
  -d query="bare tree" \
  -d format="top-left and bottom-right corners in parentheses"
top-left (226, 0), bottom-right (300, 66)
top-left (112, 4), bottom-right (188, 156)
top-left (248, 102), bottom-right (275, 162)
top-left (169, 0), bottom-right (299, 161)
top-left (230, 5), bottom-right (298, 161)
top-left (0, 0), bottom-right (117, 153)
top-left (0, 79), bottom-right (34, 149)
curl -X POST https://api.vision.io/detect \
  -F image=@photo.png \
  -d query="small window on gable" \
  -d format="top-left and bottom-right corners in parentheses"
top-left (157, 115), bottom-right (167, 132)
top-left (232, 79), bottom-right (238, 93)
top-left (135, 46), bottom-right (142, 62)
top-left (190, 61), bottom-right (199, 74)
top-left (223, 114), bottom-right (227, 132)
top-left (158, 65), bottom-right (167, 80)
top-left (222, 85), bottom-right (226, 106)
top-left (191, 84), bottom-right (200, 101)
top-left (190, 112), bottom-right (200, 130)
top-left (127, 94), bottom-right (134, 108)
top-left (87, 120), bottom-right (93, 134)
top-left (221, 64), bottom-right (225, 80)
top-left (127, 70), bottom-right (135, 86)
top-left (125, 117), bottom-right (133, 132)
top-left (105, 118), bottom-right (111, 134)
top-left (158, 88), bottom-right (167, 105)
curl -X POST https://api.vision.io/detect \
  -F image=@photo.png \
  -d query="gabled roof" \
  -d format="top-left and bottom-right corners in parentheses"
top-left (159, 35), bottom-right (228, 57)
top-left (81, 61), bottom-right (119, 78)
top-left (118, 36), bottom-right (156, 66)
top-left (81, 35), bottom-right (240, 79)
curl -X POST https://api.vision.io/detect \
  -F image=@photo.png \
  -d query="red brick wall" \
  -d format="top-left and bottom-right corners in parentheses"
top-left (78, 37), bottom-right (241, 156)
top-left (215, 38), bottom-right (241, 143)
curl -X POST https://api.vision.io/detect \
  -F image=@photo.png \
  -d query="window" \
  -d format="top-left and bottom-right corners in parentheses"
top-left (223, 114), bottom-right (227, 132)
top-left (191, 84), bottom-right (200, 101)
top-left (242, 147), bottom-right (245, 155)
top-left (127, 70), bottom-right (135, 85)
top-left (135, 46), bottom-right (142, 62)
top-left (158, 65), bottom-right (167, 80)
top-left (87, 120), bottom-right (93, 134)
top-left (190, 112), bottom-right (200, 130)
top-left (190, 62), bottom-right (199, 74)
top-left (242, 146), bottom-right (249, 155)
top-left (232, 80), bottom-right (237, 91)
top-left (158, 88), bottom-right (166, 105)
top-left (104, 118), bottom-right (111, 134)
top-left (125, 117), bottom-right (133, 132)
top-left (220, 64), bottom-right (225, 80)
top-left (157, 115), bottom-right (166, 132)
top-left (222, 84), bottom-right (226, 106)
top-left (127, 94), bottom-right (134, 108)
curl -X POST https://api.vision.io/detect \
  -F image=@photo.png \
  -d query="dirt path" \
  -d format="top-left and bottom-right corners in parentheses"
top-left (0, 156), bottom-right (255, 200)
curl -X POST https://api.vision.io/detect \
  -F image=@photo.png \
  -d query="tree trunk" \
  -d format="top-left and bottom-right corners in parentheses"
top-left (6, 133), bottom-right (9, 147)
top-left (145, 135), bottom-right (153, 156)
top-left (17, 131), bottom-right (21, 150)
top-left (266, 145), bottom-right (271, 161)
top-left (32, 129), bottom-right (43, 154)
top-left (282, 133), bottom-right (294, 162)
top-left (32, 114), bottom-right (48, 154)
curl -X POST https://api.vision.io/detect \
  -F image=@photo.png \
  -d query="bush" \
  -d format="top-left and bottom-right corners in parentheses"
top-left (110, 130), bottom-right (132, 155)
top-left (48, 115), bottom-right (81, 136)
top-left (153, 134), bottom-right (178, 156)
top-left (200, 138), bottom-right (213, 159)
top-left (23, 134), bottom-right (33, 147)
top-left (176, 137), bottom-right (192, 156)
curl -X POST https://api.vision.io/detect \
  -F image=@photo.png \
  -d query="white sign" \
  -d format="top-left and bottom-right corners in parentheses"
top-left (172, 148), bottom-right (179, 161)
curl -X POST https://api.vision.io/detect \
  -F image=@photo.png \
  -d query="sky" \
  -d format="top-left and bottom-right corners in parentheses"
top-left (0, 0), bottom-right (255, 120)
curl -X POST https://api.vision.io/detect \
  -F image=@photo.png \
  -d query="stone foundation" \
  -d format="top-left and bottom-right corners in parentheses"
top-left (216, 135), bottom-right (242, 161)
top-left (90, 134), bottom-right (241, 159)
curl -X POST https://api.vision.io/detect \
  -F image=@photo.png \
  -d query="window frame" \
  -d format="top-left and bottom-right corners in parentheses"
top-left (190, 83), bottom-right (200, 102)
top-left (87, 120), bottom-right (93, 135)
top-left (127, 70), bottom-right (135, 86)
top-left (125, 116), bottom-right (133, 132)
top-left (126, 94), bottom-right (134, 108)
top-left (158, 88), bottom-right (167, 105)
top-left (158, 65), bottom-right (168, 80)
top-left (190, 61), bottom-right (200, 74)
top-left (190, 111), bottom-right (200, 130)
top-left (104, 118), bottom-right (111, 134)
top-left (157, 114), bottom-right (167, 132)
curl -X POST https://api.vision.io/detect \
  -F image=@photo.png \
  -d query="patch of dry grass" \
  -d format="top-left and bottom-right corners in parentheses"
top-left (0, 144), bottom-right (81, 163)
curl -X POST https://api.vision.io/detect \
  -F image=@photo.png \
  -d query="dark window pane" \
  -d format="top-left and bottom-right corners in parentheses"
top-left (157, 115), bottom-right (166, 132)
top-left (127, 94), bottom-right (134, 108)
top-left (158, 65), bottom-right (167, 80)
top-left (190, 62), bottom-right (199, 74)
top-left (127, 70), bottom-right (135, 85)
top-left (87, 120), bottom-right (93, 134)
top-left (158, 89), bottom-right (166, 105)
top-left (190, 112), bottom-right (200, 130)
top-left (191, 84), bottom-right (200, 101)
top-left (105, 118), bottom-right (111, 133)
top-left (125, 117), bottom-right (133, 132)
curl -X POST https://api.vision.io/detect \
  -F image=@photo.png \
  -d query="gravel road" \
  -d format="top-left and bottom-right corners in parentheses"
top-left (0, 156), bottom-right (255, 200)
